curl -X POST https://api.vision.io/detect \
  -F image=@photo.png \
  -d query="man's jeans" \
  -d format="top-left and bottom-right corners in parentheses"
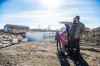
top-left (68, 38), bottom-right (80, 56)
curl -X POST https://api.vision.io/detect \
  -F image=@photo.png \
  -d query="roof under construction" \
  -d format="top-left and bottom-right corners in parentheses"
top-left (93, 27), bottom-right (100, 31)
top-left (4, 24), bottom-right (29, 29)
top-left (60, 21), bottom-right (72, 25)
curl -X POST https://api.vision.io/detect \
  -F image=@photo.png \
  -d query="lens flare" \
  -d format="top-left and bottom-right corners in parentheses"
top-left (41, 0), bottom-right (59, 9)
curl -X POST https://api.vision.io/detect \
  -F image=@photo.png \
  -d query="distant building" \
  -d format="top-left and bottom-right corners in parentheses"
top-left (60, 21), bottom-right (72, 27)
top-left (4, 24), bottom-right (29, 33)
top-left (92, 27), bottom-right (100, 45)
top-left (25, 29), bottom-right (58, 42)
top-left (31, 29), bottom-right (59, 32)
top-left (82, 27), bottom-right (91, 41)
top-left (60, 22), bottom-right (92, 41)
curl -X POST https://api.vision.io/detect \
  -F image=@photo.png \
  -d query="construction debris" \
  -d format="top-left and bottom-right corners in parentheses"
top-left (0, 32), bottom-right (18, 48)
top-left (0, 24), bottom-right (30, 48)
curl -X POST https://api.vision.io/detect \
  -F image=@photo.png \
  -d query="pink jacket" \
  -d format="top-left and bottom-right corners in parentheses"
top-left (60, 32), bottom-right (68, 47)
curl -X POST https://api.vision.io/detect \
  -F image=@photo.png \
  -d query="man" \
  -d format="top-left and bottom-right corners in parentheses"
top-left (69, 16), bottom-right (85, 54)
top-left (68, 16), bottom-right (85, 66)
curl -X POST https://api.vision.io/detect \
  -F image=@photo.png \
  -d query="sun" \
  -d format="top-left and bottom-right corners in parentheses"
top-left (41, 0), bottom-right (59, 9)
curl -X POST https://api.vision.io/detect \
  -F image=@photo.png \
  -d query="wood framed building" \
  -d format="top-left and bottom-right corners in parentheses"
top-left (4, 24), bottom-right (29, 33)
top-left (92, 27), bottom-right (100, 45)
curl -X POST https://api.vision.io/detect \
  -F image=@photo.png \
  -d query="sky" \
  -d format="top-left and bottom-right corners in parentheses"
top-left (0, 0), bottom-right (100, 29)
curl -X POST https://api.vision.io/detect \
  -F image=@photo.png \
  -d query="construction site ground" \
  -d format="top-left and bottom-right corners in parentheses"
top-left (0, 42), bottom-right (100, 66)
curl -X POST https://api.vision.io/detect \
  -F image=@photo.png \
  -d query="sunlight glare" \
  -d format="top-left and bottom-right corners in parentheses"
top-left (41, 0), bottom-right (59, 9)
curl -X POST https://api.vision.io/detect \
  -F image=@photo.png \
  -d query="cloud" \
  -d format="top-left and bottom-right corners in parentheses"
top-left (1, 11), bottom-right (63, 29)
top-left (0, 0), bottom-right (100, 29)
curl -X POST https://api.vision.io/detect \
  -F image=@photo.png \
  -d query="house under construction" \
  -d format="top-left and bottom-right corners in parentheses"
top-left (0, 24), bottom-right (30, 48)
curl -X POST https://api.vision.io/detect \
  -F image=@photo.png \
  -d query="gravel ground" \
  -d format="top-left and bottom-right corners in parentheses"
top-left (0, 42), bottom-right (99, 66)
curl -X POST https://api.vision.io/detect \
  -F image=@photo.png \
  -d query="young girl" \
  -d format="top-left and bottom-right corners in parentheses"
top-left (60, 31), bottom-right (69, 55)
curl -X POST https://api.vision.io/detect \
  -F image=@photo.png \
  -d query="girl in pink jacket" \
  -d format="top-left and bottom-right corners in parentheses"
top-left (60, 31), bottom-right (69, 54)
